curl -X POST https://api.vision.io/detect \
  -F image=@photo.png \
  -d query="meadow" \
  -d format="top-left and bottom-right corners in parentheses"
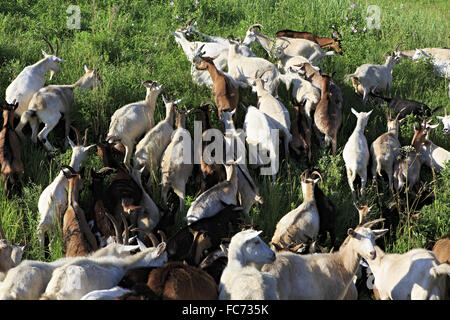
top-left (0, 0), bottom-right (448, 299)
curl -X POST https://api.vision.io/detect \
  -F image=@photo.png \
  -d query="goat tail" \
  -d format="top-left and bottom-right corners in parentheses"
top-left (429, 263), bottom-right (450, 278)
top-left (376, 159), bottom-right (383, 177)
top-left (369, 91), bottom-right (392, 102)
top-left (255, 194), bottom-right (264, 204)
top-left (431, 105), bottom-right (443, 115)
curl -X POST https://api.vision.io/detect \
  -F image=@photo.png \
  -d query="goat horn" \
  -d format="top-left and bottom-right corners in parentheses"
top-left (61, 165), bottom-right (77, 175)
top-left (248, 24), bottom-right (263, 32)
top-left (186, 16), bottom-right (197, 26)
top-left (300, 169), bottom-right (309, 181)
top-left (83, 129), bottom-right (89, 146)
top-left (310, 170), bottom-right (322, 182)
top-left (157, 230), bottom-right (167, 243)
top-left (43, 38), bottom-right (55, 55)
top-left (70, 126), bottom-right (82, 145)
top-left (147, 231), bottom-right (160, 247)
top-left (394, 42), bottom-right (405, 52)
top-left (361, 218), bottom-right (385, 229)
top-left (105, 212), bottom-right (122, 244)
top-left (120, 212), bottom-right (129, 245)
top-left (55, 39), bottom-right (59, 57)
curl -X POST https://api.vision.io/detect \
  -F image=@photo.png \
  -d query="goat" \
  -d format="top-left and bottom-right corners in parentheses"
top-left (227, 39), bottom-right (280, 97)
top-left (133, 95), bottom-right (180, 185)
top-left (0, 223), bottom-right (26, 281)
top-left (275, 25), bottom-right (344, 55)
top-left (40, 238), bottom-right (167, 300)
top-left (345, 42), bottom-right (404, 103)
top-left (15, 64), bottom-right (102, 153)
top-left (221, 109), bottom-right (263, 214)
top-left (62, 165), bottom-right (98, 257)
top-left (242, 24), bottom-right (335, 63)
top-left (313, 73), bottom-right (342, 155)
top-left (289, 104), bottom-right (312, 162)
top-left (273, 43), bottom-right (312, 72)
top-left (370, 111), bottom-right (402, 192)
top-left (281, 66), bottom-right (321, 129)
top-left (146, 261), bottom-right (218, 300)
top-left (37, 127), bottom-right (95, 248)
top-left (0, 101), bottom-right (24, 194)
top-left (219, 230), bottom-right (278, 300)
top-left (436, 108), bottom-right (450, 135)
top-left (365, 246), bottom-right (450, 300)
top-left (106, 80), bottom-right (162, 168)
top-left (5, 39), bottom-right (65, 117)
top-left (432, 234), bottom-right (450, 264)
top-left (243, 106), bottom-right (279, 183)
top-left (262, 219), bottom-right (388, 299)
top-left (411, 120), bottom-right (450, 172)
top-left (199, 244), bottom-right (229, 285)
top-left (186, 161), bottom-right (239, 225)
top-left (251, 69), bottom-right (292, 161)
top-left (0, 241), bottom-right (141, 300)
top-left (160, 106), bottom-right (193, 213)
top-left (194, 50), bottom-right (239, 118)
top-left (343, 108), bottom-right (373, 200)
top-left (412, 48), bottom-right (450, 79)
top-left (370, 92), bottom-right (443, 120)
top-left (270, 170), bottom-right (321, 251)
top-left (166, 205), bottom-right (242, 266)
top-left (393, 146), bottom-right (422, 194)
top-left (194, 103), bottom-right (227, 192)
top-left (80, 286), bottom-right (132, 300)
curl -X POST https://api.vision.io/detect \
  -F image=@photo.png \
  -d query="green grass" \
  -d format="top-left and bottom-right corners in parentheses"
top-left (0, 0), bottom-right (449, 297)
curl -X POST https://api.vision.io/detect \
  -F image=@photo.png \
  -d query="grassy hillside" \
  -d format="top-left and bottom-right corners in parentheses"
top-left (0, 0), bottom-right (448, 285)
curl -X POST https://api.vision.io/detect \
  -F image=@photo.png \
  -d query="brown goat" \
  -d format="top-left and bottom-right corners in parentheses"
top-left (0, 101), bottom-right (24, 193)
top-left (313, 74), bottom-right (342, 155)
top-left (289, 104), bottom-right (312, 162)
top-left (146, 261), bottom-right (218, 300)
top-left (195, 51), bottom-right (239, 118)
top-left (194, 102), bottom-right (227, 192)
top-left (62, 166), bottom-right (98, 257)
top-left (432, 234), bottom-right (450, 264)
top-left (276, 26), bottom-right (343, 55)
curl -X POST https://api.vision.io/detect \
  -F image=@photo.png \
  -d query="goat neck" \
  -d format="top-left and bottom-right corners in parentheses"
top-left (67, 174), bottom-right (83, 208)
top-left (175, 110), bottom-right (186, 129)
top-left (319, 76), bottom-right (331, 99)
top-left (301, 179), bottom-right (316, 203)
top-left (164, 102), bottom-right (176, 126)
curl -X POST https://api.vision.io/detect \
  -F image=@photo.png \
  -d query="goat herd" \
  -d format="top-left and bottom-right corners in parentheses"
top-left (0, 19), bottom-right (449, 301)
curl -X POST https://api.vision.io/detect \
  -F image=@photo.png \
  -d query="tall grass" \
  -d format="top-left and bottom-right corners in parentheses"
top-left (0, 0), bottom-right (448, 283)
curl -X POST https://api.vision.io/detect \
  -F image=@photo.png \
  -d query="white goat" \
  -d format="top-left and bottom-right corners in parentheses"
top-left (221, 109), bottom-right (263, 214)
top-left (5, 39), bottom-right (65, 117)
top-left (80, 286), bottom-right (132, 300)
top-left (370, 113), bottom-right (402, 192)
top-left (219, 230), bottom-right (278, 300)
top-left (227, 39), bottom-right (280, 97)
top-left (37, 129), bottom-right (95, 248)
top-left (274, 43), bottom-right (314, 72)
top-left (40, 241), bottom-right (167, 300)
top-left (15, 64), bottom-right (101, 153)
top-left (270, 170), bottom-right (320, 250)
top-left (133, 95), bottom-right (180, 185)
top-left (365, 246), bottom-right (450, 300)
top-left (412, 48), bottom-right (450, 79)
top-left (0, 242), bottom-right (141, 300)
top-left (0, 238), bottom-right (25, 281)
top-left (345, 42), bottom-right (404, 103)
top-left (242, 24), bottom-right (334, 62)
top-left (436, 108), bottom-right (450, 135)
top-left (160, 107), bottom-right (193, 213)
top-left (243, 106), bottom-right (279, 184)
top-left (342, 108), bottom-right (373, 200)
top-left (262, 219), bottom-right (388, 300)
top-left (251, 72), bottom-right (292, 161)
top-left (106, 80), bottom-right (162, 168)
top-left (186, 161), bottom-right (239, 225)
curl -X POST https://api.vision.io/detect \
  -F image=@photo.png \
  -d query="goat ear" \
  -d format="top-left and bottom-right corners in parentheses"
top-left (67, 136), bottom-right (76, 149)
top-left (366, 109), bottom-right (373, 116)
top-left (351, 108), bottom-right (358, 116)
top-left (136, 238), bottom-right (147, 251)
top-left (427, 123), bottom-right (439, 129)
top-left (372, 229), bottom-right (389, 239)
top-left (41, 49), bottom-right (48, 56)
top-left (436, 116), bottom-right (444, 120)
top-left (347, 228), bottom-right (356, 237)
top-left (85, 144), bottom-right (96, 151)
top-left (83, 63), bottom-right (89, 73)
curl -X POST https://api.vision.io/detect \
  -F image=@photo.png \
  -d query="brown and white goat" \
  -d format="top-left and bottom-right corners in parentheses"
top-left (432, 234), bottom-right (450, 264)
top-left (275, 25), bottom-right (343, 55)
top-left (313, 74), bottom-right (342, 155)
top-left (0, 101), bottom-right (24, 193)
top-left (62, 166), bottom-right (98, 257)
top-left (411, 120), bottom-right (450, 172)
top-left (195, 50), bottom-right (239, 118)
